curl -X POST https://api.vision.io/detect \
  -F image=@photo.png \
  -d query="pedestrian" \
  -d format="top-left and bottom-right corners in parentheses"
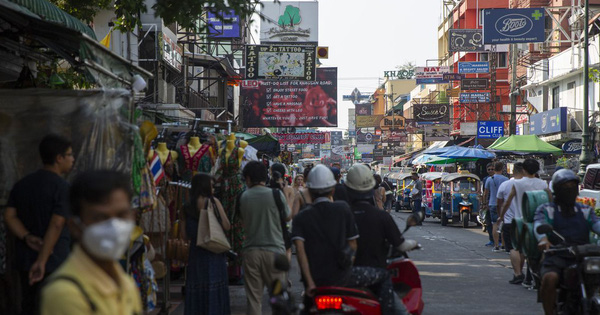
top-left (239, 161), bottom-right (290, 315)
top-left (183, 173), bottom-right (231, 315)
top-left (4, 134), bottom-right (74, 315)
top-left (271, 163), bottom-right (295, 210)
top-left (374, 174), bottom-right (386, 209)
top-left (410, 172), bottom-right (423, 225)
top-left (484, 161), bottom-right (509, 250)
top-left (292, 174), bottom-right (304, 192)
top-left (496, 163), bottom-right (526, 284)
top-left (481, 163), bottom-right (494, 234)
top-left (40, 170), bottom-right (142, 315)
top-left (382, 176), bottom-right (394, 212)
top-left (292, 166), bottom-right (313, 218)
top-left (331, 167), bottom-right (350, 204)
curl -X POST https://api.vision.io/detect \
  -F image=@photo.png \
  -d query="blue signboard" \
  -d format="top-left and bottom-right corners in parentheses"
top-left (416, 78), bottom-right (448, 84)
top-left (562, 139), bottom-right (582, 154)
top-left (458, 62), bottom-right (490, 74)
top-left (529, 107), bottom-right (567, 135)
top-left (477, 121), bottom-right (504, 139)
top-left (208, 10), bottom-right (240, 38)
top-left (460, 92), bottom-right (491, 103)
top-left (483, 8), bottom-right (546, 44)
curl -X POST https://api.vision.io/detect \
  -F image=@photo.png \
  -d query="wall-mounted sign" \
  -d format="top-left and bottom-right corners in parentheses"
top-left (207, 10), bottom-right (241, 38)
top-left (458, 62), bottom-right (490, 74)
top-left (446, 87), bottom-right (461, 97)
top-left (357, 128), bottom-right (381, 144)
top-left (260, 1), bottom-right (318, 43)
top-left (483, 8), bottom-right (546, 44)
top-left (415, 66), bottom-right (450, 84)
top-left (330, 131), bottom-right (343, 146)
top-left (477, 121), bottom-right (504, 139)
top-left (461, 78), bottom-right (489, 90)
top-left (383, 69), bottom-right (415, 79)
top-left (379, 115), bottom-right (406, 130)
top-left (424, 124), bottom-right (451, 141)
top-left (272, 132), bottom-right (327, 144)
top-left (443, 73), bottom-right (464, 81)
top-left (562, 139), bottom-right (582, 154)
top-left (356, 115), bottom-right (384, 128)
top-left (529, 107), bottom-right (567, 135)
top-left (449, 29), bottom-right (484, 52)
top-left (332, 145), bottom-right (353, 155)
top-left (460, 92), bottom-right (491, 103)
top-left (459, 122), bottom-right (477, 136)
top-left (413, 104), bottom-right (450, 122)
top-left (161, 32), bottom-right (182, 72)
top-left (355, 103), bottom-right (372, 116)
top-left (245, 45), bottom-right (316, 81)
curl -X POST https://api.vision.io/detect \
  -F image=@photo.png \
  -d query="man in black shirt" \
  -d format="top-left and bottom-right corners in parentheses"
top-left (331, 167), bottom-right (350, 204)
top-left (4, 134), bottom-right (74, 315)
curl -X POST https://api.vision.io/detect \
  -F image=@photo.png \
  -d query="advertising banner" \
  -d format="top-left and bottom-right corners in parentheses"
top-left (272, 132), bottom-right (327, 144)
top-left (459, 122), bottom-right (477, 135)
top-left (241, 67), bottom-right (337, 127)
top-left (332, 145), bottom-right (353, 155)
top-left (331, 131), bottom-right (343, 145)
top-left (529, 107), bottom-right (567, 135)
top-left (562, 139), bottom-right (582, 154)
top-left (460, 92), bottom-right (491, 103)
top-left (356, 128), bottom-right (381, 144)
top-left (458, 62), bottom-right (490, 74)
top-left (207, 10), bottom-right (240, 38)
top-left (355, 103), bottom-right (372, 115)
top-left (160, 32), bottom-right (183, 72)
top-left (477, 121), bottom-right (504, 139)
top-left (424, 124), bottom-right (451, 141)
top-left (260, 1), bottom-right (319, 43)
top-left (461, 78), bottom-right (488, 90)
top-left (379, 116), bottom-right (406, 130)
top-left (443, 73), bottom-right (464, 81)
top-left (483, 8), bottom-right (546, 44)
top-left (412, 104), bottom-right (450, 122)
top-left (449, 29), bottom-right (484, 52)
top-left (415, 66), bottom-right (450, 84)
top-left (356, 115), bottom-right (384, 128)
top-left (245, 45), bottom-right (316, 81)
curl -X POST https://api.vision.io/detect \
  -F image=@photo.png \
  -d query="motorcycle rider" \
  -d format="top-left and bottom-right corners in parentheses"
top-left (534, 169), bottom-right (600, 315)
top-left (345, 164), bottom-right (417, 315)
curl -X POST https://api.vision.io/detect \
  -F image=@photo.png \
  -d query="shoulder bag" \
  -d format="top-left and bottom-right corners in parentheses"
top-left (197, 197), bottom-right (231, 253)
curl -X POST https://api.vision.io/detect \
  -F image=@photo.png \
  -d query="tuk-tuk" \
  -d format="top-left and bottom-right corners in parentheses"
top-left (440, 172), bottom-right (481, 227)
top-left (421, 172), bottom-right (447, 220)
top-left (390, 173), bottom-right (415, 211)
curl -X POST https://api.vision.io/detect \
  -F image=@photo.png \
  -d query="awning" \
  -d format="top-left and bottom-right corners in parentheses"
top-left (185, 52), bottom-right (241, 79)
top-left (141, 104), bottom-right (195, 122)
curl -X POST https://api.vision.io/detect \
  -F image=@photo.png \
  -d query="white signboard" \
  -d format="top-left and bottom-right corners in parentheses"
top-left (332, 145), bottom-right (353, 155)
top-left (260, 1), bottom-right (319, 43)
top-left (414, 66), bottom-right (450, 84)
top-left (460, 122), bottom-right (477, 136)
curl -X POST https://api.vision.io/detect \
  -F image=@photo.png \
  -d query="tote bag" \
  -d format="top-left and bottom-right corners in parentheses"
top-left (197, 198), bottom-right (231, 253)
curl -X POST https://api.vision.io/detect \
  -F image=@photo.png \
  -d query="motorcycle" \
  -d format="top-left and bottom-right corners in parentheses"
top-left (536, 224), bottom-right (600, 315)
top-left (306, 213), bottom-right (424, 315)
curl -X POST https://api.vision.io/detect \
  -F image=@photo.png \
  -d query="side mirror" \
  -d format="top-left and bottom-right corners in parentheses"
top-left (536, 224), bottom-right (553, 235)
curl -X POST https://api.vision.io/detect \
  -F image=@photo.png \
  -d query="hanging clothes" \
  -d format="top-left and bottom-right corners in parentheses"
top-left (180, 144), bottom-right (211, 181)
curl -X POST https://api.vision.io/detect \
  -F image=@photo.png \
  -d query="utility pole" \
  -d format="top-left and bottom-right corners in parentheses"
top-left (510, 43), bottom-right (518, 135)
top-left (580, 0), bottom-right (593, 176)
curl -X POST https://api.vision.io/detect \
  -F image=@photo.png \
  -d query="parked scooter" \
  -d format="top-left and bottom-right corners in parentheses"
top-left (306, 213), bottom-right (425, 314)
top-left (536, 224), bottom-right (600, 315)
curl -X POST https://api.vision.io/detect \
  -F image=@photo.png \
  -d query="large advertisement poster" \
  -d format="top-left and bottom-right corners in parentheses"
top-left (241, 67), bottom-right (337, 127)
top-left (260, 1), bottom-right (319, 43)
top-left (355, 103), bottom-right (372, 115)
top-left (245, 45), bottom-right (316, 81)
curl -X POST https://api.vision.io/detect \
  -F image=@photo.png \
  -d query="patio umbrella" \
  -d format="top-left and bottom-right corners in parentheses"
top-left (411, 154), bottom-right (437, 165)
top-left (438, 146), bottom-right (496, 159)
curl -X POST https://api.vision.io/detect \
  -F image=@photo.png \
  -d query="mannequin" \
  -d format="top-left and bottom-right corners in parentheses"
top-left (187, 136), bottom-right (202, 156)
top-left (180, 135), bottom-right (211, 174)
top-left (218, 134), bottom-right (247, 166)
top-left (151, 142), bottom-right (179, 165)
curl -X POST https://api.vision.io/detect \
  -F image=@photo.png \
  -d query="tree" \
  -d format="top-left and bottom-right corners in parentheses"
top-left (278, 5), bottom-right (301, 27)
top-left (396, 61), bottom-right (416, 72)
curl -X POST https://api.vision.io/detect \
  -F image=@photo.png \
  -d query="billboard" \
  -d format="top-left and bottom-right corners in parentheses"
top-left (461, 78), bottom-right (488, 90)
top-left (458, 62), bottom-right (490, 74)
top-left (207, 10), bottom-right (240, 38)
top-left (260, 1), bottom-right (318, 43)
top-left (356, 128), bottom-right (381, 144)
top-left (449, 29), bottom-right (484, 52)
top-left (272, 132), bottom-right (327, 144)
top-left (356, 115), bottom-right (384, 128)
top-left (483, 8), bottom-right (546, 44)
top-left (529, 107), bottom-right (567, 135)
top-left (379, 116), bottom-right (406, 130)
top-left (477, 121), bottom-right (504, 139)
top-left (415, 66), bottom-right (450, 84)
top-left (424, 124), bottom-right (451, 141)
top-left (355, 103), bottom-right (372, 116)
top-left (241, 67), bottom-right (337, 127)
top-left (460, 92), bottom-right (491, 103)
top-left (412, 104), bottom-right (450, 122)
top-left (331, 131), bottom-right (343, 145)
top-left (245, 45), bottom-right (316, 81)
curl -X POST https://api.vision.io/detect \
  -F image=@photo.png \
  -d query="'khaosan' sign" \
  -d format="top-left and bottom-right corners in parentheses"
top-left (412, 104), bottom-right (450, 122)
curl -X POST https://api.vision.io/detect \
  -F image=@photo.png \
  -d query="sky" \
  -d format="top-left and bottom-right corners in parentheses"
top-left (316, 0), bottom-right (442, 130)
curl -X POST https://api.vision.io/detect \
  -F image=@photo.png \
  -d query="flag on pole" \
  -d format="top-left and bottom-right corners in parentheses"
top-left (100, 28), bottom-right (113, 48)
top-left (149, 152), bottom-right (164, 185)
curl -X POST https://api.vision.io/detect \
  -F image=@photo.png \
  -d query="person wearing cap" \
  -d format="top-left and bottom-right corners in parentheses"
top-left (534, 169), bottom-right (600, 315)
top-left (331, 167), bottom-right (350, 204)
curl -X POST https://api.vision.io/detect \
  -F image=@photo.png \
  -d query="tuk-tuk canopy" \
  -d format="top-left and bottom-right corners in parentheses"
top-left (389, 172), bottom-right (413, 181)
top-left (421, 172), bottom-right (449, 181)
top-left (442, 173), bottom-right (481, 183)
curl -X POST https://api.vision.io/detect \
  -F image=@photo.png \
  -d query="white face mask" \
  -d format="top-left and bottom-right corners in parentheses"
top-left (81, 218), bottom-right (134, 261)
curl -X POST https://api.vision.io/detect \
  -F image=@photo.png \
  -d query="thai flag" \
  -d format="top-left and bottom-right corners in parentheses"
top-left (150, 152), bottom-right (164, 185)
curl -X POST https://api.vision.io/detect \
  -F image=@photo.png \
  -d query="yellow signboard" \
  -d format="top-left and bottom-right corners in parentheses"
top-left (356, 115), bottom-right (384, 128)
top-left (379, 115), bottom-right (406, 130)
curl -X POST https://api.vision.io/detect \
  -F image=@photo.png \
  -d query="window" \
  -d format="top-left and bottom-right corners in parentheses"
top-left (479, 52), bottom-right (508, 68)
top-left (552, 86), bottom-right (560, 109)
top-left (567, 81), bottom-right (575, 90)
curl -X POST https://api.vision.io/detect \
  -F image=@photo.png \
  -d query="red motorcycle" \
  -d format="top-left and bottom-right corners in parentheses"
top-left (307, 214), bottom-right (424, 314)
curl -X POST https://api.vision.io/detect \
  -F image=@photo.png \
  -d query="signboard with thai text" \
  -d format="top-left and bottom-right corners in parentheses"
top-left (272, 132), bottom-right (327, 144)
top-left (415, 66), bottom-right (450, 84)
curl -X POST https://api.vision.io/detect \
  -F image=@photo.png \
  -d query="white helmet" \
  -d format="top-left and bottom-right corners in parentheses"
top-left (306, 164), bottom-right (337, 190)
top-left (345, 164), bottom-right (376, 192)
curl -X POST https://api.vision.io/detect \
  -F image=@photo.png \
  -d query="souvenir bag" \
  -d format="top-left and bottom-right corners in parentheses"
top-left (197, 198), bottom-right (231, 253)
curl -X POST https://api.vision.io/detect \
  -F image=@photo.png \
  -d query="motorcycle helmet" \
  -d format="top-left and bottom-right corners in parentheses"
top-left (345, 164), bottom-right (376, 193)
top-left (306, 164), bottom-right (337, 191)
top-left (551, 169), bottom-right (579, 192)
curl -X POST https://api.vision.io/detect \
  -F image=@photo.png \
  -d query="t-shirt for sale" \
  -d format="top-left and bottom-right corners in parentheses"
top-left (485, 174), bottom-right (509, 206)
top-left (513, 177), bottom-right (548, 219)
top-left (497, 179), bottom-right (518, 224)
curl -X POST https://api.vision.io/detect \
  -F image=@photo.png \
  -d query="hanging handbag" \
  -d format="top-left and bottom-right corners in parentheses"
top-left (197, 198), bottom-right (231, 253)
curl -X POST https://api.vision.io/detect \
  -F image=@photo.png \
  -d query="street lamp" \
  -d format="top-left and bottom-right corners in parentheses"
top-left (579, 0), bottom-right (593, 176)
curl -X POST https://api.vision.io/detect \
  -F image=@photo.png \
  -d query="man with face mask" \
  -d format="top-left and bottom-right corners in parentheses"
top-left (534, 169), bottom-right (600, 315)
top-left (40, 170), bottom-right (142, 315)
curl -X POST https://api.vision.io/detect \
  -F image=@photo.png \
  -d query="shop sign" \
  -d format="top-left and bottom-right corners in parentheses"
top-left (446, 87), bottom-right (461, 97)
top-left (260, 1), bottom-right (319, 43)
top-left (332, 145), bottom-right (353, 155)
top-left (460, 92), bottom-right (491, 103)
top-left (330, 131), bottom-right (343, 145)
top-left (161, 32), bottom-right (182, 72)
top-left (477, 121), bottom-right (504, 139)
top-left (245, 44), bottom-right (316, 81)
top-left (459, 122), bottom-right (477, 136)
top-left (355, 103), bottom-right (372, 115)
top-left (461, 78), bottom-right (488, 90)
top-left (424, 124), bottom-right (451, 141)
top-left (458, 62), bottom-right (490, 74)
top-left (483, 8), bottom-right (546, 44)
top-left (529, 107), bottom-right (567, 135)
top-left (379, 115), bottom-right (406, 130)
top-left (272, 132), bottom-right (327, 144)
top-left (383, 69), bottom-right (415, 79)
top-left (374, 149), bottom-right (383, 156)
top-left (413, 104), bottom-right (450, 122)
top-left (562, 139), bottom-right (582, 154)
top-left (415, 66), bottom-right (450, 84)
top-left (443, 73), bottom-right (464, 81)
top-left (449, 29), bottom-right (484, 52)
top-left (356, 128), bottom-right (381, 144)
top-left (207, 10), bottom-right (241, 38)
top-left (356, 115), bottom-right (384, 127)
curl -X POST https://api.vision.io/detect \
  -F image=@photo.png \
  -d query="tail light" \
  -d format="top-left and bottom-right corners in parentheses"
top-left (460, 206), bottom-right (470, 211)
top-left (315, 296), bottom-right (343, 310)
